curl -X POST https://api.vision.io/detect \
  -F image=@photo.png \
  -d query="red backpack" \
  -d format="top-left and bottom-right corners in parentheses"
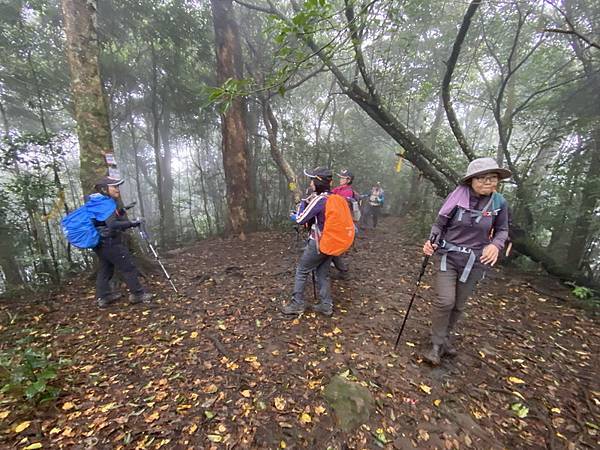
top-left (319, 194), bottom-right (356, 256)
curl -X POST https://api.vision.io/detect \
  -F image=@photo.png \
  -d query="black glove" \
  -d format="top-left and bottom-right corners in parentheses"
top-left (130, 219), bottom-right (142, 228)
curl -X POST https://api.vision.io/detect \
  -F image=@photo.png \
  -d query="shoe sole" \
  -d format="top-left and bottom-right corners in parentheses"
top-left (281, 310), bottom-right (306, 315)
top-left (423, 358), bottom-right (441, 366)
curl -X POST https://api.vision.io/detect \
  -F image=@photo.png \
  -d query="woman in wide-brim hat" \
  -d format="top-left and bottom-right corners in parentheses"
top-left (421, 157), bottom-right (511, 365)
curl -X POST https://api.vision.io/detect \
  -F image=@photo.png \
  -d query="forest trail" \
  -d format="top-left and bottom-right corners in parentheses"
top-left (1, 217), bottom-right (598, 449)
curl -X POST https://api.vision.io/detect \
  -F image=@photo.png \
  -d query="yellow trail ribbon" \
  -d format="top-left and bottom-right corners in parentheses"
top-left (395, 149), bottom-right (405, 173)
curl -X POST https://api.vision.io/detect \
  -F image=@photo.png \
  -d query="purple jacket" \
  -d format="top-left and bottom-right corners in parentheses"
top-left (296, 193), bottom-right (328, 240)
top-left (430, 188), bottom-right (509, 269)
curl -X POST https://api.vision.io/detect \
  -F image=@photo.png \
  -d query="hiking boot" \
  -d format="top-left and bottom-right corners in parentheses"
top-left (281, 301), bottom-right (306, 315)
top-left (442, 342), bottom-right (458, 357)
top-left (312, 302), bottom-right (333, 317)
top-left (129, 292), bottom-right (153, 305)
top-left (423, 344), bottom-right (442, 366)
top-left (96, 292), bottom-right (121, 308)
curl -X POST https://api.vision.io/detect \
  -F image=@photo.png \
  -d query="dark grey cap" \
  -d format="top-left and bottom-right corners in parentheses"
top-left (95, 176), bottom-right (124, 187)
top-left (303, 167), bottom-right (333, 180)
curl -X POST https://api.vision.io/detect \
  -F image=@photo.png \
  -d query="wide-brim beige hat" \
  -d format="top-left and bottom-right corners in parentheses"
top-left (460, 157), bottom-right (512, 184)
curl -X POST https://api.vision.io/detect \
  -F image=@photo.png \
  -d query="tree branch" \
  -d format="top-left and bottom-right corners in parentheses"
top-left (544, 28), bottom-right (600, 50)
top-left (235, 0), bottom-right (461, 191)
top-left (344, 0), bottom-right (378, 100)
top-left (441, 0), bottom-right (481, 161)
top-left (232, 0), bottom-right (276, 15)
top-left (273, 65), bottom-right (328, 98)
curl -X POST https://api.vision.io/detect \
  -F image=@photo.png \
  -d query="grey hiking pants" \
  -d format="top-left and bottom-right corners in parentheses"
top-left (332, 255), bottom-right (348, 272)
top-left (431, 263), bottom-right (483, 346)
top-left (293, 239), bottom-right (333, 307)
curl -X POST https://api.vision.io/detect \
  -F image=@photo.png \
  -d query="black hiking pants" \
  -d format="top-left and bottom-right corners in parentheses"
top-left (365, 205), bottom-right (381, 229)
top-left (94, 237), bottom-right (144, 299)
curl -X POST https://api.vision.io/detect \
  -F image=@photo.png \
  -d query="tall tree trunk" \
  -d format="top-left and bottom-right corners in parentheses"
top-left (40, 201), bottom-right (60, 282)
top-left (0, 99), bottom-right (10, 135)
top-left (26, 44), bottom-right (72, 270)
top-left (246, 100), bottom-right (261, 211)
top-left (159, 110), bottom-right (176, 246)
top-left (149, 43), bottom-right (167, 244)
top-left (128, 121), bottom-right (147, 218)
top-left (0, 223), bottom-right (24, 289)
top-left (61, 0), bottom-right (113, 193)
top-left (0, 99), bottom-right (25, 288)
top-left (211, 0), bottom-right (255, 236)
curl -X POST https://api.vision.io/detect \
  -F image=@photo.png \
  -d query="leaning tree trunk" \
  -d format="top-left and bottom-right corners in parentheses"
top-left (211, 0), bottom-right (255, 236)
top-left (261, 98), bottom-right (302, 204)
top-left (61, 0), bottom-right (113, 193)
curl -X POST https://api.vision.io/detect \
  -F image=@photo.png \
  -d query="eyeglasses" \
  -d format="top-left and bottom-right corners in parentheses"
top-left (474, 175), bottom-right (499, 183)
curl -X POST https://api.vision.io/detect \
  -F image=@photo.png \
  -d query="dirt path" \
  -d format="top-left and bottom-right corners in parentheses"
top-left (1, 217), bottom-right (598, 449)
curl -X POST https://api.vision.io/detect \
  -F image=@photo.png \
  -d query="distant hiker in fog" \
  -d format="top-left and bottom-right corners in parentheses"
top-left (422, 158), bottom-right (511, 365)
top-left (362, 182), bottom-right (384, 229)
top-left (91, 177), bottom-right (153, 308)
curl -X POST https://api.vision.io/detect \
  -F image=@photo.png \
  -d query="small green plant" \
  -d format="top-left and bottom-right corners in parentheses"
top-left (571, 285), bottom-right (593, 300)
top-left (0, 348), bottom-right (63, 404)
top-left (510, 402), bottom-right (529, 418)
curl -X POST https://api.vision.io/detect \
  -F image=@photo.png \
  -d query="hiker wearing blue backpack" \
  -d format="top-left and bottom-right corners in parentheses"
top-left (63, 176), bottom-right (152, 308)
top-left (90, 177), bottom-right (153, 308)
top-left (421, 158), bottom-right (511, 365)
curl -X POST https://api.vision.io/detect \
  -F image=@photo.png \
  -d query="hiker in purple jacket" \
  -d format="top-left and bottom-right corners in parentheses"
top-left (422, 158), bottom-right (511, 365)
top-left (283, 167), bottom-right (334, 317)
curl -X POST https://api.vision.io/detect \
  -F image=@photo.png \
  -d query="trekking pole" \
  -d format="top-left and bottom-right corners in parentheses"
top-left (311, 271), bottom-right (317, 301)
top-left (393, 234), bottom-right (438, 350)
top-left (137, 220), bottom-right (178, 293)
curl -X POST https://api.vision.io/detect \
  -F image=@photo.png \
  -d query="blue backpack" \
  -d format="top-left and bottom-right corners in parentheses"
top-left (61, 194), bottom-right (117, 249)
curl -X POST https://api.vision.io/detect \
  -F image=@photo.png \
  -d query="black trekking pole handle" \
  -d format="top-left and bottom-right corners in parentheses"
top-left (393, 233), bottom-right (438, 350)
